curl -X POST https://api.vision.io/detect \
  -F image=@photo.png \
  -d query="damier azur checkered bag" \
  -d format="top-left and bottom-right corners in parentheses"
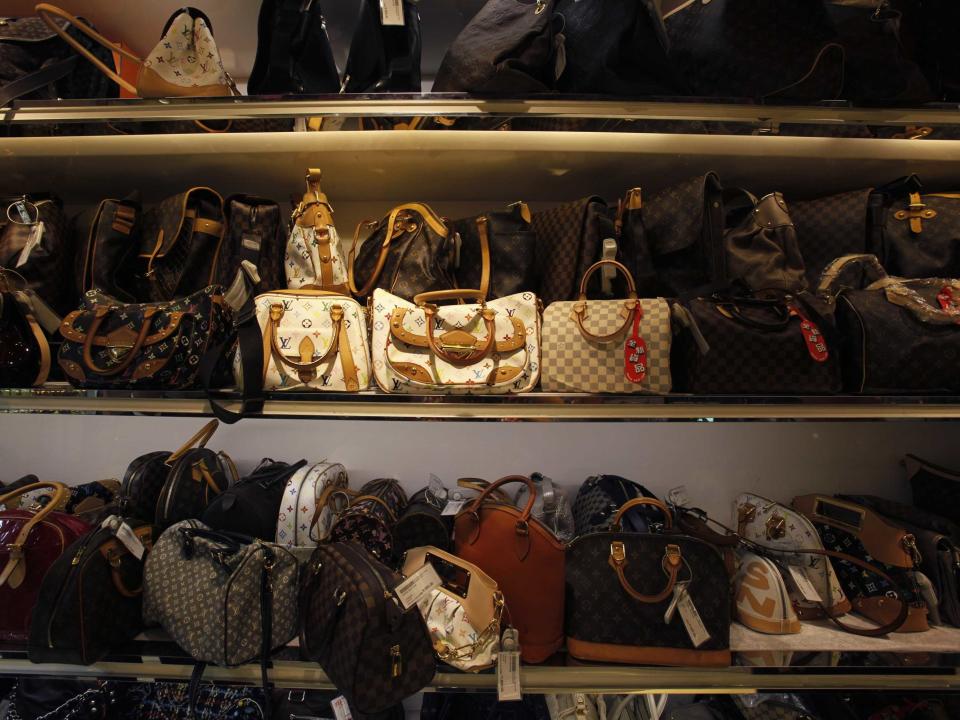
top-left (541, 260), bottom-right (671, 394)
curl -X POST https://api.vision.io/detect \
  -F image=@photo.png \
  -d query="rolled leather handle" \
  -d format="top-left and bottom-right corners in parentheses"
top-left (578, 260), bottom-right (637, 300)
top-left (609, 541), bottom-right (682, 604)
top-left (166, 419), bottom-right (219, 466)
top-left (424, 304), bottom-right (497, 365)
top-left (414, 289), bottom-right (487, 305)
top-left (82, 306), bottom-right (158, 376)
top-left (464, 475), bottom-right (538, 528)
top-left (0, 481), bottom-right (70, 589)
top-left (612, 497), bottom-right (673, 531)
top-left (266, 303), bottom-right (342, 371)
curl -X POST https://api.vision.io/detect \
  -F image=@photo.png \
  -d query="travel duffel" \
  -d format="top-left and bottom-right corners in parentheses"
top-left (275, 460), bottom-right (349, 548)
top-left (203, 459), bottom-right (307, 540)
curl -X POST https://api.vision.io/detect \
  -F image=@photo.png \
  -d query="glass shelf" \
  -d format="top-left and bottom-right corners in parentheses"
top-left (3, 386), bottom-right (960, 422)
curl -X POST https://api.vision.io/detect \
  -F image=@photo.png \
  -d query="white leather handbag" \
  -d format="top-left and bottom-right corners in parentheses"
top-left (275, 461), bottom-right (349, 548)
top-left (734, 550), bottom-right (801, 635)
top-left (540, 260), bottom-right (672, 394)
top-left (245, 289), bottom-right (371, 392)
top-left (370, 287), bottom-right (541, 394)
top-left (285, 169), bottom-right (348, 293)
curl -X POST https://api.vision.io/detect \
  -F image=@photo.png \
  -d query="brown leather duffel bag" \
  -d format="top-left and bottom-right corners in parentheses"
top-left (453, 475), bottom-right (565, 663)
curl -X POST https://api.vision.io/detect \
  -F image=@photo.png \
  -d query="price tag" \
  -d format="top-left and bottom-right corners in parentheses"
top-left (787, 565), bottom-right (823, 603)
top-left (394, 562), bottom-right (442, 610)
top-left (379, 0), bottom-right (404, 26)
top-left (330, 695), bottom-right (353, 720)
top-left (428, 474), bottom-right (448, 503)
top-left (442, 499), bottom-right (466, 516)
top-left (497, 628), bottom-right (522, 702)
top-left (665, 583), bottom-right (710, 647)
top-left (13, 200), bottom-right (32, 224)
top-left (102, 516), bottom-right (146, 560)
top-left (667, 485), bottom-right (690, 509)
top-left (15, 222), bottom-right (44, 269)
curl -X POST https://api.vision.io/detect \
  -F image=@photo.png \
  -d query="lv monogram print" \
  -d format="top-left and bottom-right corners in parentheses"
top-left (285, 224), bottom-right (348, 289)
top-left (371, 289), bottom-right (541, 394)
top-left (275, 461), bottom-right (349, 548)
top-left (143, 12), bottom-right (231, 89)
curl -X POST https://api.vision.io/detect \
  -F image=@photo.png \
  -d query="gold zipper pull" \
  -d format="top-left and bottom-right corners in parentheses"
top-left (71, 548), bottom-right (84, 565)
top-left (390, 644), bottom-right (402, 678)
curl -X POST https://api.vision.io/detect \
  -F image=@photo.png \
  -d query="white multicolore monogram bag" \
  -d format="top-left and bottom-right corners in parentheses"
top-left (370, 288), bottom-right (541, 394)
top-left (276, 461), bottom-right (349, 548)
top-left (244, 289), bottom-right (371, 392)
top-left (540, 260), bottom-right (672, 394)
top-left (285, 169), bottom-right (348, 293)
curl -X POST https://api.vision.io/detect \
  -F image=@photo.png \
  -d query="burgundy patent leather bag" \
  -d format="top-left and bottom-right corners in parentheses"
top-left (0, 481), bottom-right (91, 641)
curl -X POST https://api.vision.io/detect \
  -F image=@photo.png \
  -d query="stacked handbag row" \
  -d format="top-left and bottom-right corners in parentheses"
top-left (5, 170), bottom-right (960, 404)
top-left (3, 422), bottom-right (960, 713)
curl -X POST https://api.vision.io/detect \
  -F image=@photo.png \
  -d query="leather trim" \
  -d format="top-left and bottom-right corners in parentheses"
top-left (566, 637), bottom-right (730, 667)
top-left (740, 614), bottom-right (802, 635)
top-left (59, 309), bottom-right (183, 346)
top-left (854, 596), bottom-right (929, 633)
top-left (390, 307), bottom-right (525, 353)
top-left (137, 187), bottom-right (224, 258)
top-left (136, 65), bottom-right (232, 98)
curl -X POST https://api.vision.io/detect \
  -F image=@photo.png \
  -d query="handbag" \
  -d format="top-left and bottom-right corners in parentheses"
top-left (672, 291), bottom-right (841, 394)
top-left (0, 9), bottom-right (116, 108)
top-left (285, 169), bottom-right (348, 293)
top-left (36, 4), bottom-right (237, 98)
top-left (248, 0), bottom-right (339, 95)
top-left (907, 454), bottom-right (960, 529)
top-left (554, 0), bottom-right (681, 96)
top-left (217, 195), bottom-right (285, 300)
top-left (402, 546), bottom-right (503, 672)
top-left (512, 473), bottom-right (574, 543)
top-left (372, 287), bottom-right (541, 395)
top-left (349, 203), bottom-right (456, 302)
top-left (329, 478), bottom-right (408, 564)
top-left (664, 0), bottom-right (844, 101)
top-left (451, 203), bottom-right (537, 301)
top-left (57, 285), bottom-right (232, 391)
top-left (298, 541), bottom-right (435, 715)
top-left (1, 194), bottom-right (72, 315)
top-left (454, 475), bottom-right (566, 663)
top-left (203, 459), bottom-right (307, 541)
top-left (792, 494), bottom-right (927, 632)
top-left (275, 460), bottom-right (349, 548)
top-left (28, 516), bottom-right (156, 664)
top-left (734, 550), bottom-right (801, 635)
top-left (72, 194), bottom-right (141, 303)
top-left (143, 521), bottom-right (298, 718)
top-left (249, 289), bottom-right (371, 392)
top-left (154, 420), bottom-right (237, 530)
top-left (17, 479), bottom-right (120, 526)
top-left (571, 474), bottom-right (666, 537)
top-left (392, 487), bottom-right (454, 561)
top-left (819, 254), bottom-right (960, 393)
top-left (541, 260), bottom-right (672, 394)
top-left (840, 493), bottom-right (960, 627)
top-left (341, 0), bottom-right (421, 93)
top-left (0, 270), bottom-right (58, 388)
top-left (432, 0), bottom-right (559, 95)
top-left (531, 196), bottom-right (612, 305)
top-left (0, 481), bottom-right (91, 642)
top-left (136, 187), bottom-right (226, 302)
top-left (565, 498), bottom-right (731, 666)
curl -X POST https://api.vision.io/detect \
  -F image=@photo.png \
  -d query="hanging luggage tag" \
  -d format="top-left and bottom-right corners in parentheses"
top-left (101, 515), bottom-right (146, 561)
top-left (15, 222), bottom-right (44, 269)
top-left (664, 581), bottom-right (710, 648)
top-left (787, 302), bottom-right (828, 363)
top-left (497, 627), bottom-right (522, 701)
top-left (937, 286), bottom-right (960, 322)
top-left (623, 303), bottom-right (647, 384)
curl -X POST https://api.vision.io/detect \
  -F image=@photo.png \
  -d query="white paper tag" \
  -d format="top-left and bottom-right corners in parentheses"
top-left (667, 485), bottom-right (691, 509)
top-left (379, 0), bottom-right (404, 26)
top-left (675, 585), bottom-right (710, 648)
top-left (788, 565), bottom-right (823, 603)
top-left (330, 696), bottom-right (353, 720)
top-left (497, 650), bottom-right (522, 701)
top-left (442, 499), bottom-right (466, 516)
top-left (102, 517), bottom-right (146, 560)
top-left (394, 562), bottom-right (442, 610)
top-left (15, 222), bottom-right (43, 268)
top-left (428, 474), bottom-right (448, 503)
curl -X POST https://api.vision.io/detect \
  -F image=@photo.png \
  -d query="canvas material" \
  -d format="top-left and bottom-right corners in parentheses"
top-left (417, 587), bottom-right (498, 672)
top-left (370, 289), bottom-right (541, 394)
top-left (143, 12), bottom-right (230, 89)
top-left (284, 223), bottom-right (348, 289)
top-left (275, 461), bottom-right (348, 548)
top-left (734, 550), bottom-right (800, 634)
top-left (540, 298), bottom-right (672, 393)
top-left (240, 292), bottom-right (371, 392)
top-left (735, 493), bottom-right (848, 614)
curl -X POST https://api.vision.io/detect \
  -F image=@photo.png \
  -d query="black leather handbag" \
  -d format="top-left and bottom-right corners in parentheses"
top-left (342, 0), bottom-right (421, 93)
top-left (299, 541), bottom-right (435, 715)
top-left (565, 498), bottom-right (731, 667)
top-left (433, 0), bottom-right (559, 95)
top-left (203, 459), bottom-right (306, 541)
top-left (28, 517), bottom-right (156, 664)
top-left (673, 291), bottom-right (841, 395)
top-left (348, 203), bottom-right (457, 302)
top-left (0, 271), bottom-right (58, 389)
top-left (392, 486), bottom-right (453, 566)
top-left (72, 194), bottom-right (140, 303)
top-left (248, 0), bottom-right (340, 95)
top-left (451, 203), bottom-right (537, 300)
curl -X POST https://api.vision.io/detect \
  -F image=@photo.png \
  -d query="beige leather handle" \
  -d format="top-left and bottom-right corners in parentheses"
top-left (464, 475), bottom-right (537, 527)
top-left (579, 260), bottom-right (637, 300)
top-left (35, 3), bottom-right (141, 95)
top-left (166, 419), bottom-right (218, 466)
top-left (424, 304), bottom-right (497, 365)
top-left (609, 542), bottom-right (682, 604)
top-left (265, 303), bottom-right (342, 372)
top-left (81, 306), bottom-right (158, 376)
top-left (476, 215), bottom-right (492, 302)
top-left (457, 478), bottom-right (512, 504)
top-left (612, 497), bottom-right (673, 530)
top-left (414, 289), bottom-right (487, 305)
top-left (573, 260), bottom-right (639, 344)
top-left (0, 481), bottom-right (69, 589)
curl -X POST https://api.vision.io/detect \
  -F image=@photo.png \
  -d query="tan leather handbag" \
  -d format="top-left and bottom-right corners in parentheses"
top-left (453, 476), bottom-right (565, 664)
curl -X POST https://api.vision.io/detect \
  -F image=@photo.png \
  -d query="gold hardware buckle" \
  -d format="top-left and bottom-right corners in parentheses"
top-left (610, 541), bottom-right (626, 565)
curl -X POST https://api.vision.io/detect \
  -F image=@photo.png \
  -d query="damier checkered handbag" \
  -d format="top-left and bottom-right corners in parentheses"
top-left (540, 260), bottom-right (671, 394)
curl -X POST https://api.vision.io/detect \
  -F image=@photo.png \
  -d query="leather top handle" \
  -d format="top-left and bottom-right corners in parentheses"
top-left (166, 419), bottom-right (219, 467)
top-left (0, 481), bottom-right (70, 589)
top-left (457, 478), bottom-right (512, 505)
top-left (81, 306), bottom-right (158, 376)
top-left (424, 304), bottom-right (497, 366)
top-left (578, 260), bottom-right (637, 300)
top-left (573, 260), bottom-right (639, 345)
top-left (609, 540), bottom-right (683, 604)
top-left (265, 302), bottom-right (343, 372)
top-left (459, 475), bottom-right (541, 561)
top-left (612, 497), bottom-right (673, 531)
top-left (715, 297), bottom-right (791, 331)
top-left (414, 289), bottom-right (487, 306)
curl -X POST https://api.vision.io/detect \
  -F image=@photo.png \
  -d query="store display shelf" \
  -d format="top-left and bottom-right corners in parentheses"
top-left (2, 387), bottom-right (960, 422)
top-left (6, 95), bottom-right (960, 128)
